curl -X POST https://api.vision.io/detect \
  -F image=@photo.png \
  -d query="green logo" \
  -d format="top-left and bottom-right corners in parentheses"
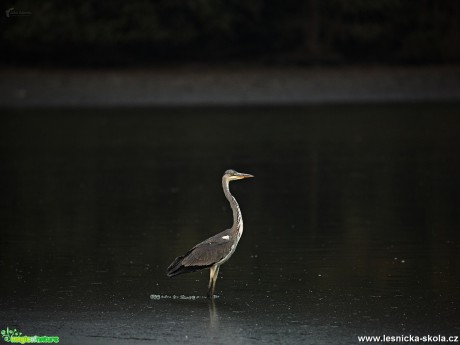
top-left (1, 327), bottom-right (59, 344)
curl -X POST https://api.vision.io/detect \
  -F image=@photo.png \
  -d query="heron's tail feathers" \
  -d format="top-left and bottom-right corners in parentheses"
top-left (166, 255), bottom-right (186, 277)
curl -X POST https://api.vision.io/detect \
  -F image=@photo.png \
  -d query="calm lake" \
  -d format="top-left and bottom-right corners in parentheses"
top-left (0, 104), bottom-right (459, 344)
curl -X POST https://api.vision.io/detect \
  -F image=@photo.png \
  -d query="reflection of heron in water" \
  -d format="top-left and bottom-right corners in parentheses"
top-left (208, 298), bottom-right (219, 331)
top-left (166, 169), bottom-right (254, 298)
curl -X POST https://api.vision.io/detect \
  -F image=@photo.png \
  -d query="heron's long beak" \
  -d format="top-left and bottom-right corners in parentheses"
top-left (237, 173), bottom-right (254, 179)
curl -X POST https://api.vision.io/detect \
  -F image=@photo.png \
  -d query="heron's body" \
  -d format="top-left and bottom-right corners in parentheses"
top-left (166, 169), bottom-right (253, 297)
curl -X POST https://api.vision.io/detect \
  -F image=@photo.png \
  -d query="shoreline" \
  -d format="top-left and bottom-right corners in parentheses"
top-left (1, 65), bottom-right (459, 107)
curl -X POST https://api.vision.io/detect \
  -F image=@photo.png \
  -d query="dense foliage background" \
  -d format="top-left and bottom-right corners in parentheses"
top-left (1, 0), bottom-right (459, 66)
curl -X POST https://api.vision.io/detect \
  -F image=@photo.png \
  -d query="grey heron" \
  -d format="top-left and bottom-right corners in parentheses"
top-left (166, 169), bottom-right (254, 298)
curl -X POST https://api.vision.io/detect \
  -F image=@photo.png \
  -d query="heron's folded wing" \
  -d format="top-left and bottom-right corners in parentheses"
top-left (182, 239), bottom-right (233, 267)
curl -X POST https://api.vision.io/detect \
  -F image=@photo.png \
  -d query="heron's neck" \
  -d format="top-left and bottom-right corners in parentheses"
top-left (222, 177), bottom-right (243, 234)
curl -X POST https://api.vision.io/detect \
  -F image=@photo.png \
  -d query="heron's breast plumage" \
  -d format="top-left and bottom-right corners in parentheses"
top-left (217, 221), bottom-right (243, 265)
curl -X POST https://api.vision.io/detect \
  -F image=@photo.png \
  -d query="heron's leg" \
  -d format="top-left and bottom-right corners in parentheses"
top-left (207, 265), bottom-right (220, 298)
top-left (211, 265), bottom-right (220, 297)
top-left (208, 265), bottom-right (216, 293)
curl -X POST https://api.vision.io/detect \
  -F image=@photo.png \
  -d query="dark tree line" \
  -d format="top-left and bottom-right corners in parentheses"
top-left (1, 0), bottom-right (459, 66)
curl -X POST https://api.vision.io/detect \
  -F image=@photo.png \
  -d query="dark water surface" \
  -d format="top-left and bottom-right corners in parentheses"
top-left (1, 104), bottom-right (459, 344)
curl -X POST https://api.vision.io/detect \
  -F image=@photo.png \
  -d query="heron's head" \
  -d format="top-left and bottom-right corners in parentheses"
top-left (224, 169), bottom-right (254, 181)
